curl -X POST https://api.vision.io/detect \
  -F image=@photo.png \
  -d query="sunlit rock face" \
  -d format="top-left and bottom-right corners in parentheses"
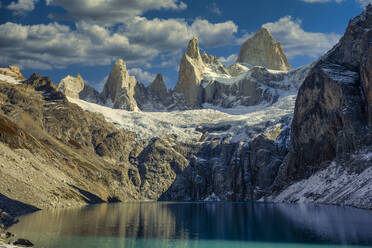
top-left (237, 27), bottom-right (292, 71)
top-left (174, 37), bottom-right (206, 108)
top-left (0, 65), bottom-right (24, 81)
top-left (101, 59), bottom-right (140, 111)
top-left (57, 74), bottom-right (85, 99)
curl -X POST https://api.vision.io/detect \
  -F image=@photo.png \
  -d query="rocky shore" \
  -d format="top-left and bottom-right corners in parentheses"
top-left (0, 210), bottom-right (33, 247)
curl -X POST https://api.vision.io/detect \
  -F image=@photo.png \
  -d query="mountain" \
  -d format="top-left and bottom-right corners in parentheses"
top-left (100, 59), bottom-right (140, 111)
top-left (173, 37), bottom-right (230, 107)
top-left (237, 27), bottom-right (292, 71)
top-left (0, 6), bottom-right (371, 221)
top-left (270, 5), bottom-right (372, 208)
top-left (134, 73), bottom-right (175, 111)
top-left (57, 74), bottom-right (85, 99)
top-left (172, 29), bottom-right (302, 109)
top-left (80, 28), bottom-right (299, 111)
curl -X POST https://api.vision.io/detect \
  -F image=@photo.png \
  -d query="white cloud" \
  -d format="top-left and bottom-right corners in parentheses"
top-left (0, 15), bottom-right (239, 71)
top-left (46, 0), bottom-right (187, 25)
top-left (219, 54), bottom-right (237, 66)
top-left (124, 17), bottom-right (238, 50)
top-left (263, 16), bottom-right (341, 58)
top-left (128, 67), bottom-right (156, 84)
top-left (0, 21), bottom-right (158, 70)
top-left (191, 19), bottom-right (238, 47)
top-left (7, 0), bottom-right (38, 15)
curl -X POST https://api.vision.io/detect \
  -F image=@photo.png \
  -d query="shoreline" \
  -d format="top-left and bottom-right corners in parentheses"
top-left (2, 200), bottom-right (372, 247)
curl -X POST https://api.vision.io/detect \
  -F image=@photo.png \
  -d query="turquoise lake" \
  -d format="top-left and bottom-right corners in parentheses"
top-left (8, 202), bottom-right (372, 248)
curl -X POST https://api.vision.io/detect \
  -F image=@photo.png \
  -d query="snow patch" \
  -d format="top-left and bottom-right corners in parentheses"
top-left (0, 74), bottom-right (21, 84)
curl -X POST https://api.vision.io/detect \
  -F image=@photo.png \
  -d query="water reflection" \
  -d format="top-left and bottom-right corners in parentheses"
top-left (9, 202), bottom-right (372, 248)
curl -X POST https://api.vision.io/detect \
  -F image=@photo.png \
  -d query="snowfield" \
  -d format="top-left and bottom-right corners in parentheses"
top-left (68, 89), bottom-right (296, 142)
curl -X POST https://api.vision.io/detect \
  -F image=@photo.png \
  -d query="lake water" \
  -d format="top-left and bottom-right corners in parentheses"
top-left (8, 202), bottom-right (372, 248)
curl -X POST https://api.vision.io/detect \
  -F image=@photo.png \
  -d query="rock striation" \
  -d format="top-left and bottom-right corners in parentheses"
top-left (237, 27), bottom-right (292, 71)
top-left (101, 59), bottom-right (139, 111)
top-left (57, 74), bottom-right (85, 99)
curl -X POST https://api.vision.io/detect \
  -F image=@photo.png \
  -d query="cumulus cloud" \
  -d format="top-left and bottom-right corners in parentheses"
top-left (7, 0), bottom-right (38, 15)
top-left (0, 21), bottom-right (158, 70)
top-left (124, 17), bottom-right (238, 50)
top-left (0, 15), bottom-right (238, 70)
top-left (219, 54), bottom-right (237, 66)
top-left (46, 0), bottom-right (187, 25)
top-left (263, 16), bottom-right (341, 58)
top-left (128, 67), bottom-right (156, 84)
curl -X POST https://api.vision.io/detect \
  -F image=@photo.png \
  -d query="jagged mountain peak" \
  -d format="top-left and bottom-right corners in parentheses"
top-left (100, 58), bottom-right (139, 111)
top-left (114, 58), bottom-right (127, 68)
top-left (148, 73), bottom-right (167, 93)
top-left (185, 37), bottom-right (202, 60)
top-left (256, 27), bottom-right (273, 39)
top-left (57, 74), bottom-right (85, 99)
top-left (154, 73), bottom-right (163, 82)
top-left (237, 26), bottom-right (292, 71)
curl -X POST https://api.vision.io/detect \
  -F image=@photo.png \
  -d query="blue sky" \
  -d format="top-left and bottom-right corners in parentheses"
top-left (0, 0), bottom-right (370, 90)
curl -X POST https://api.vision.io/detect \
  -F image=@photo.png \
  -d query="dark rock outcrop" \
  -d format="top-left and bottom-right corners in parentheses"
top-left (160, 118), bottom-right (291, 201)
top-left (274, 4), bottom-right (372, 187)
top-left (79, 84), bottom-right (101, 103)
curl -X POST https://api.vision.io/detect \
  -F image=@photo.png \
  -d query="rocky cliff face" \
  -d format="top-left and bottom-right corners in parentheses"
top-left (237, 27), bottom-right (292, 71)
top-left (134, 74), bottom-right (175, 111)
top-left (274, 5), bottom-right (372, 191)
top-left (174, 37), bottom-right (206, 108)
top-left (101, 59), bottom-right (139, 111)
top-left (57, 74), bottom-right (85, 99)
top-left (160, 119), bottom-right (291, 201)
top-left (79, 84), bottom-right (101, 103)
top-left (0, 72), bottom-right (203, 212)
top-left (0, 66), bottom-right (24, 81)
top-left (202, 65), bottom-right (311, 108)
